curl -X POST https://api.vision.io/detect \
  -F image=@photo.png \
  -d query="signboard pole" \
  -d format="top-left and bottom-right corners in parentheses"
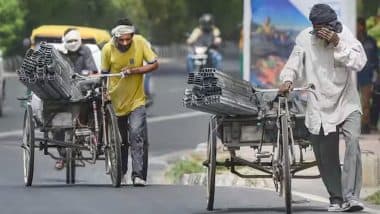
top-left (243, 0), bottom-right (251, 81)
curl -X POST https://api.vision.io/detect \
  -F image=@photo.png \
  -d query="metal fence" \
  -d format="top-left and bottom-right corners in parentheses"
top-left (3, 56), bottom-right (23, 72)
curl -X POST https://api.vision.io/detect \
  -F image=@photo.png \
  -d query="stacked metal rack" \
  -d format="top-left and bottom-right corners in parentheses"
top-left (17, 42), bottom-right (82, 100)
top-left (183, 68), bottom-right (259, 116)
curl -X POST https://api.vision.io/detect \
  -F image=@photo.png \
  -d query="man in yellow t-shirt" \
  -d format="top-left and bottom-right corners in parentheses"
top-left (101, 18), bottom-right (158, 186)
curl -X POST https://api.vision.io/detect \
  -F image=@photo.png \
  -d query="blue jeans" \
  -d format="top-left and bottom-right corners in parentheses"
top-left (117, 106), bottom-right (148, 181)
top-left (186, 49), bottom-right (222, 72)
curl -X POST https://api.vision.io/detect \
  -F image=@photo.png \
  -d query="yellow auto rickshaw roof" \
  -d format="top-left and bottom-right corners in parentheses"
top-left (30, 25), bottom-right (111, 45)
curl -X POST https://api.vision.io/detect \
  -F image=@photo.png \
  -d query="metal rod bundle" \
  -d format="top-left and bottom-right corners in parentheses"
top-left (183, 68), bottom-right (259, 116)
top-left (17, 42), bottom-right (82, 100)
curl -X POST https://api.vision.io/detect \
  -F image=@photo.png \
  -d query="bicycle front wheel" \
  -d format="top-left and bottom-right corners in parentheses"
top-left (206, 117), bottom-right (217, 211)
top-left (281, 115), bottom-right (292, 214)
top-left (22, 105), bottom-right (35, 186)
top-left (105, 104), bottom-right (122, 187)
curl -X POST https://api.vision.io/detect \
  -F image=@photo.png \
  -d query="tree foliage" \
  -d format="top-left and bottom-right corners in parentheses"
top-left (20, 0), bottom-right (118, 34)
top-left (143, 0), bottom-right (189, 44)
top-left (111, 0), bottom-right (149, 37)
top-left (1, 0), bottom-right (243, 55)
top-left (0, 0), bottom-right (25, 56)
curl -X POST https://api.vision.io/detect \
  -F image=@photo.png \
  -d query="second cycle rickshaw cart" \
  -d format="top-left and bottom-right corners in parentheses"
top-left (204, 84), bottom-right (320, 214)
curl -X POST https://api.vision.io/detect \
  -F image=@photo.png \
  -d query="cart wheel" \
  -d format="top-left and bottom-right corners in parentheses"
top-left (105, 104), bottom-right (122, 187)
top-left (22, 105), bottom-right (35, 186)
top-left (207, 117), bottom-right (217, 211)
top-left (281, 115), bottom-right (292, 214)
top-left (66, 147), bottom-right (76, 184)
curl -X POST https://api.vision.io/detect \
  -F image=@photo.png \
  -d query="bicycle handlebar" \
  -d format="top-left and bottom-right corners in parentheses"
top-left (254, 83), bottom-right (318, 101)
top-left (72, 72), bottom-right (123, 80)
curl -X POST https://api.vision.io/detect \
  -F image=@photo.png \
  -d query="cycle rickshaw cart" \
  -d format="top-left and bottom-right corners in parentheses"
top-left (204, 84), bottom-right (320, 214)
top-left (20, 72), bottom-right (124, 187)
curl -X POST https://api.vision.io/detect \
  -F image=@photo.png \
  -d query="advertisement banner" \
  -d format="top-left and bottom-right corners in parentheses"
top-left (247, 0), bottom-right (355, 87)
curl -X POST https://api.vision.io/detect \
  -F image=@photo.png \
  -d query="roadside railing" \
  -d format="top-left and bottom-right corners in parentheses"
top-left (3, 56), bottom-right (23, 72)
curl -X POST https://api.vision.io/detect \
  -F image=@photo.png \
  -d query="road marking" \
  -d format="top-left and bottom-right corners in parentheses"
top-left (240, 186), bottom-right (378, 213)
top-left (0, 111), bottom-right (208, 139)
top-left (292, 191), bottom-right (379, 213)
top-left (147, 111), bottom-right (207, 123)
top-left (0, 130), bottom-right (22, 138)
top-left (3, 72), bottom-right (17, 78)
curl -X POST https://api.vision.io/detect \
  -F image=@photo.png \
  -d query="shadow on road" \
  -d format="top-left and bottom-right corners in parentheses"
top-left (194, 206), bottom-right (327, 214)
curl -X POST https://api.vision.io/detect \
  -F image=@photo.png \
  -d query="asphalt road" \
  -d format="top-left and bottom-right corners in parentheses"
top-left (0, 59), bottom-right (371, 214)
top-left (0, 137), bottom-right (330, 214)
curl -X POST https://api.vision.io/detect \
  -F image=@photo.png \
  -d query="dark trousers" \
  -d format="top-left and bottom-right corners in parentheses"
top-left (117, 106), bottom-right (148, 180)
top-left (370, 87), bottom-right (380, 128)
top-left (310, 128), bottom-right (342, 204)
top-left (310, 111), bottom-right (362, 203)
top-left (55, 131), bottom-right (66, 158)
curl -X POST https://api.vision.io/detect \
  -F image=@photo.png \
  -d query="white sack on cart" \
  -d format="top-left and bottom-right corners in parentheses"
top-left (31, 94), bottom-right (43, 123)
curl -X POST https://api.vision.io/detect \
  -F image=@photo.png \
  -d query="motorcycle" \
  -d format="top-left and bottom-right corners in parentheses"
top-left (187, 45), bottom-right (214, 73)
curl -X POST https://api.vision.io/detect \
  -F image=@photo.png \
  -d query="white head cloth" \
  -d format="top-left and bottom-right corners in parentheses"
top-left (111, 25), bottom-right (135, 37)
top-left (62, 29), bottom-right (82, 52)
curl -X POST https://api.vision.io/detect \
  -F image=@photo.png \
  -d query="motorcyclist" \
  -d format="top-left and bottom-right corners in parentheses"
top-left (186, 13), bottom-right (222, 72)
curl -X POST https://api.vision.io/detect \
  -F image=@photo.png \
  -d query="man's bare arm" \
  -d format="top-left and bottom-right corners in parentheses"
top-left (121, 61), bottom-right (159, 75)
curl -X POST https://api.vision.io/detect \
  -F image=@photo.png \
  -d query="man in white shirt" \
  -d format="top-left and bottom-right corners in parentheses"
top-left (279, 4), bottom-right (367, 212)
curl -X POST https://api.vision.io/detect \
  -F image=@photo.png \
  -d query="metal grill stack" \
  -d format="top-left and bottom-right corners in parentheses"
top-left (183, 68), bottom-right (259, 116)
top-left (17, 42), bottom-right (82, 100)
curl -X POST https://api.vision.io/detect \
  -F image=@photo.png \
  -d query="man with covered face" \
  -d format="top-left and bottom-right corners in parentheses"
top-left (60, 28), bottom-right (97, 74)
top-left (101, 18), bottom-right (158, 186)
top-left (54, 28), bottom-right (98, 170)
top-left (279, 4), bottom-right (367, 212)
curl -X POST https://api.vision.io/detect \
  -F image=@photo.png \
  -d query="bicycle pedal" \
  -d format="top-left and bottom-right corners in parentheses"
top-left (255, 152), bottom-right (272, 158)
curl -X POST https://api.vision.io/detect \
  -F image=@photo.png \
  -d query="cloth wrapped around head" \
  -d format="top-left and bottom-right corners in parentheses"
top-left (309, 4), bottom-right (342, 33)
top-left (111, 25), bottom-right (135, 38)
top-left (62, 29), bottom-right (82, 52)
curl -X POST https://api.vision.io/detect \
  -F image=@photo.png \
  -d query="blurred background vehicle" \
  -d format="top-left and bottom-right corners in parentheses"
top-left (187, 45), bottom-right (212, 72)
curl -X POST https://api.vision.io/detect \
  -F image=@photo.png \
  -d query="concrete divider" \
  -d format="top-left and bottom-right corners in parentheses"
top-left (343, 134), bottom-right (380, 188)
top-left (362, 152), bottom-right (380, 187)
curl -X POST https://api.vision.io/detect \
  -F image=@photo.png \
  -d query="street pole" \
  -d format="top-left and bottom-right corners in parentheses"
top-left (243, 0), bottom-right (251, 82)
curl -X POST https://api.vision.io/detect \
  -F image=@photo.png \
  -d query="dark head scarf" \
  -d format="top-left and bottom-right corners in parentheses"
top-left (309, 4), bottom-right (342, 33)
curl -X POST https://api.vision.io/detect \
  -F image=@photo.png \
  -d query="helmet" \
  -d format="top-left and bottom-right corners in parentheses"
top-left (199, 14), bottom-right (214, 32)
